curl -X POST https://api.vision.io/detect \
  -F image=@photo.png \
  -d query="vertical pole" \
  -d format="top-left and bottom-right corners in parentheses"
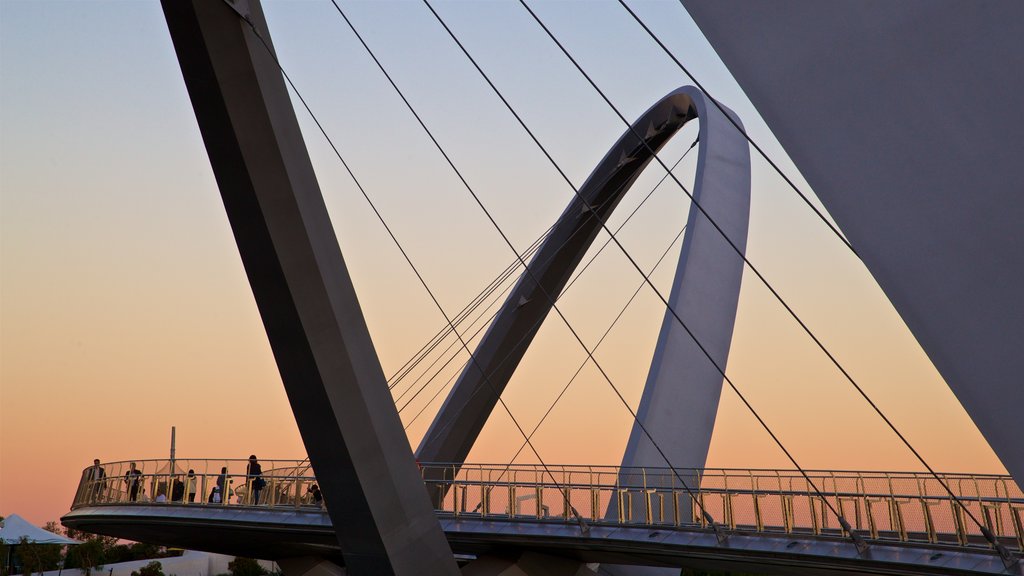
top-left (159, 1), bottom-right (457, 573)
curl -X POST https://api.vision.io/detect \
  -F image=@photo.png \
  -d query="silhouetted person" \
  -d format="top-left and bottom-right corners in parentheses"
top-left (246, 455), bottom-right (264, 505)
top-left (124, 462), bottom-right (142, 502)
top-left (86, 459), bottom-right (106, 501)
top-left (171, 478), bottom-right (185, 502)
top-left (186, 469), bottom-right (197, 503)
top-left (210, 466), bottom-right (228, 503)
top-left (307, 484), bottom-right (323, 505)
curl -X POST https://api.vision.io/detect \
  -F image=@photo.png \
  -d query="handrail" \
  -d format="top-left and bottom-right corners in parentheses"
top-left (71, 459), bottom-right (1023, 554)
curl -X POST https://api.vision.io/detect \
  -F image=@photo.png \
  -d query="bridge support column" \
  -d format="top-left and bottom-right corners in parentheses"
top-left (160, 1), bottom-right (457, 574)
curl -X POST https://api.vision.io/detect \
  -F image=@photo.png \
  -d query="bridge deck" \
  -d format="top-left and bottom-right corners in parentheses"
top-left (65, 459), bottom-right (1024, 574)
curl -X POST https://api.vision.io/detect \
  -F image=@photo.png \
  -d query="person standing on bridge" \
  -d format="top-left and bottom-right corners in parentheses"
top-left (124, 462), bottom-right (142, 502)
top-left (210, 466), bottom-right (228, 503)
top-left (246, 455), bottom-right (264, 505)
top-left (86, 459), bottom-right (106, 502)
top-left (186, 469), bottom-right (197, 502)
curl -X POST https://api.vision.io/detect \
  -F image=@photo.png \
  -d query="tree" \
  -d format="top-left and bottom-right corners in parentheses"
top-left (227, 558), bottom-right (266, 576)
top-left (15, 537), bottom-right (61, 576)
top-left (61, 530), bottom-right (116, 576)
top-left (130, 561), bottom-right (164, 576)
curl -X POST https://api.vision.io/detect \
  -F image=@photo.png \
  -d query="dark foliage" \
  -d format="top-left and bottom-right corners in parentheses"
top-left (227, 558), bottom-right (267, 576)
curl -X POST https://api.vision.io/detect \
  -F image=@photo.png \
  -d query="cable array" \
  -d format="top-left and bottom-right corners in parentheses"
top-left (332, 0), bottom-right (725, 535)
top-left (530, 0), bottom-right (1013, 559)
top-left (230, 0), bottom-right (1016, 562)
top-left (395, 142), bottom-right (697, 427)
top-left (233, 0), bottom-right (593, 531)
top-left (402, 143), bottom-right (697, 442)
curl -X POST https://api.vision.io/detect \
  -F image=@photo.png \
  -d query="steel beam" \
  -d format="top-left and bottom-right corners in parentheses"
top-left (160, 1), bottom-right (457, 574)
top-left (417, 87), bottom-right (747, 488)
top-left (610, 91), bottom-right (749, 537)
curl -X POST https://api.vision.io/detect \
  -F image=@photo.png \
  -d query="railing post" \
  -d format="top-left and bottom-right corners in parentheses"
top-left (562, 487), bottom-right (570, 521)
top-left (952, 499), bottom-right (969, 545)
top-left (644, 489), bottom-right (654, 525)
top-left (617, 490), bottom-right (629, 524)
top-left (922, 499), bottom-right (937, 543)
top-left (536, 485), bottom-right (543, 519)
top-left (865, 499), bottom-right (878, 540)
top-left (452, 482), bottom-right (459, 518)
top-left (509, 484), bottom-right (516, 519)
top-left (672, 491), bottom-right (681, 526)
top-left (782, 494), bottom-right (794, 534)
top-left (1010, 505), bottom-right (1024, 551)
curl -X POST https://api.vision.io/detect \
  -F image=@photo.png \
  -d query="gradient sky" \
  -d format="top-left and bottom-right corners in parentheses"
top-left (0, 0), bottom-right (1007, 527)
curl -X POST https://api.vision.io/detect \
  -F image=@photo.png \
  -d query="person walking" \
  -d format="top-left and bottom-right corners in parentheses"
top-left (246, 455), bottom-right (264, 505)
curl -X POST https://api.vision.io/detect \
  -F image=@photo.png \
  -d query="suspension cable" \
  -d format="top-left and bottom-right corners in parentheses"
top-left (522, 1), bottom-right (1016, 560)
top-left (323, 0), bottom-right (628, 531)
top-left (233, 2), bottom-right (593, 533)
top-left (421, 0), bottom-right (869, 545)
top-left (388, 224), bottom-right (552, 391)
top-left (397, 142), bottom-right (696, 418)
top-left (479, 0), bottom-right (865, 548)
top-left (505, 224), bottom-right (686, 467)
top-left (330, 0), bottom-right (730, 536)
top-left (403, 143), bottom-right (697, 432)
top-left (391, 233), bottom-right (549, 403)
top-left (619, 1), bottom-right (856, 256)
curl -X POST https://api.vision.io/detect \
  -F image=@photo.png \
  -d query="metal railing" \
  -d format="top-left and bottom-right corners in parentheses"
top-left (72, 459), bottom-right (323, 509)
top-left (71, 460), bottom-right (1024, 553)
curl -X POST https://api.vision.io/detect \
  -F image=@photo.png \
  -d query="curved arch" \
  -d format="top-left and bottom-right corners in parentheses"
top-left (417, 86), bottom-right (751, 480)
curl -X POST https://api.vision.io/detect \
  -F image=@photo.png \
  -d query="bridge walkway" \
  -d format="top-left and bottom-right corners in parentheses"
top-left (62, 459), bottom-right (1024, 575)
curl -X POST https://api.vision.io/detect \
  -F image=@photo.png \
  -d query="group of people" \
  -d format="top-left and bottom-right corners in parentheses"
top-left (84, 456), bottom-right (323, 507)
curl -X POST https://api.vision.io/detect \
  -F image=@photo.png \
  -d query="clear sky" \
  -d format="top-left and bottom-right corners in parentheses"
top-left (0, 0), bottom-right (1006, 526)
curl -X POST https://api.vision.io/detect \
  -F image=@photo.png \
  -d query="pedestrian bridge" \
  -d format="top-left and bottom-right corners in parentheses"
top-left (63, 459), bottom-right (1024, 575)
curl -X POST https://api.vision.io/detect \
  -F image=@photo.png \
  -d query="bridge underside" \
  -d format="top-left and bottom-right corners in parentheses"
top-left (62, 506), bottom-right (1021, 576)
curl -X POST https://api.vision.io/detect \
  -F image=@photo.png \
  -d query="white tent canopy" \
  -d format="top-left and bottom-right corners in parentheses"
top-left (0, 515), bottom-right (80, 545)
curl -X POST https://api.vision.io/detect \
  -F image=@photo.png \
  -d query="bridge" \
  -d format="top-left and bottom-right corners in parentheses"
top-left (60, 0), bottom-right (1024, 574)
top-left (64, 459), bottom-right (1024, 575)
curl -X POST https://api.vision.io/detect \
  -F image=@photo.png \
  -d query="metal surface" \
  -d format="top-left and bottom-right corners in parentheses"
top-left (615, 87), bottom-right (749, 519)
top-left (64, 461), bottom-right (1024, 574)
top-left (68, 459), bottom-right (1024, 560)
top-left (159, 2), bottom-right (457, 573)
top-left (418, 87), bottom-right (749, 488)
top-left (681, 0), bottom-right (1024, 489)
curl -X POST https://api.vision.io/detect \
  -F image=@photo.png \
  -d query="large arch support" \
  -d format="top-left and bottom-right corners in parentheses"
top-left (417, 87), bottom-right (751, 484)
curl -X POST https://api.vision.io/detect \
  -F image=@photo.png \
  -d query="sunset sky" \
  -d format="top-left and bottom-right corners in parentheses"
top-left (0, 0), bottom-right (1007, 527)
